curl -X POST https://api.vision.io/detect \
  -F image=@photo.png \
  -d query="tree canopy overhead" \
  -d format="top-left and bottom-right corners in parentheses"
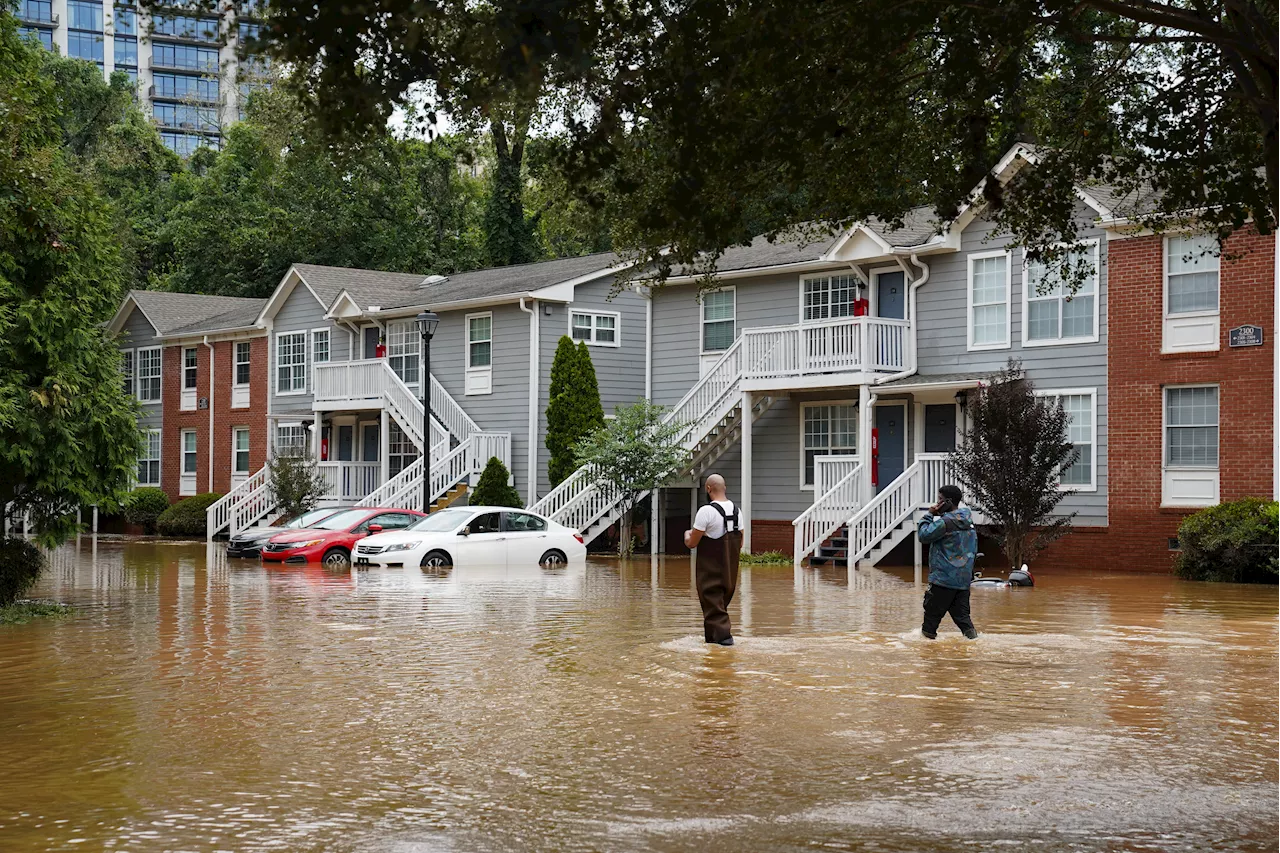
top-left (261, 0), bottom-right (1277, 272)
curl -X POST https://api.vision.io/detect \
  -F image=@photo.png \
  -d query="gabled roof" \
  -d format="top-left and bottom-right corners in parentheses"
top-left (290, 264), bottom-right (431, 310)
top-left (110, 290), bottom-right (267, 337)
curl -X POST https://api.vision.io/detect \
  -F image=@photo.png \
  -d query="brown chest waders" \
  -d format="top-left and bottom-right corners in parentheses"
top-left (695, 502), bottom-right (741, 643)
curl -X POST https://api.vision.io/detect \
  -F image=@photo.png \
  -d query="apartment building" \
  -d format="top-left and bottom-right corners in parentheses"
top-left (15, 0), bottom-right (267, 155)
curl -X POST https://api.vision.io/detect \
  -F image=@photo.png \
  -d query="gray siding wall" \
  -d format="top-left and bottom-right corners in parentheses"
top-left (269, 281), bottom-right (338, 416)
top-left (120, 307), bottom-right (163, 431)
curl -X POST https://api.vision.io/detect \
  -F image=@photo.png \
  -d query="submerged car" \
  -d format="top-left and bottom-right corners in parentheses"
top-left (260, 508), bottom-right (426, 565)
top-left (353, 506), bottom-right (586, 568)
top-left (226, 506), bottom-right (354, 558)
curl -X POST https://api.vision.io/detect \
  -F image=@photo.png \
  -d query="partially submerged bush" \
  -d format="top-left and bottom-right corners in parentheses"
top-left (1175, 498), bottom-right (1278, 584)
top-left (469, 457), bottom-right (522, 508)
top-left (123, 488), bottom-right (170, 534)
top-left (156, 493), bottom-right (223, 537)
top-left (0, 537), bottom-right (45, 606)
top-left (740, 550), bottom-right (791, 565)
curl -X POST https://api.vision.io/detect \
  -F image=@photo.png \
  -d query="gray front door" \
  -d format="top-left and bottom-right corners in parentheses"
top-left (363, 326), bottom-right (380, 359)
top-left (361, 424), bottom-right (380, 462)
top-left (924, 404), bottom-right (958, 453)
top-left (877, 271), bottom-right (906, 320)
top-left (337, 426), bottom-right (354, 461)
top-left (875, 404), bottom-right (906, 490)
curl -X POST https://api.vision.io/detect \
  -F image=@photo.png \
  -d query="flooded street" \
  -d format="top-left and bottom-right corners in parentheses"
top-left (0, 540), bottom-right (1276, 852)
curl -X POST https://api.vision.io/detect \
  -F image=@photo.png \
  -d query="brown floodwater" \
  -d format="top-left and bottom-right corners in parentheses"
top-left (0, 539), bottom-right (1276, 852)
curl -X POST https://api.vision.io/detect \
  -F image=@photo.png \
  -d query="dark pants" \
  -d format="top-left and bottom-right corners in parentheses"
top-left (696, 531), bottom-right (740, 643)
top-left (922, 584), bottom-right (976, 638)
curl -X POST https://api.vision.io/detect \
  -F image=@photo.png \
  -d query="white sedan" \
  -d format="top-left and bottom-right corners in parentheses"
top-left (351, 506), bottom-right (587, 569)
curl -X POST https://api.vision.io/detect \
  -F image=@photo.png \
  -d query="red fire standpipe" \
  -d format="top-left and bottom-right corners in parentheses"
top-left (871, 428), bottom-right (880, 488)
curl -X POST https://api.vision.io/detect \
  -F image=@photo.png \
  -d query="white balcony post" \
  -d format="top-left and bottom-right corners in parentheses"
top-left (740, 390), bottom-right (752, 553)
top-left (859, 385), bottom-right (873, 505)
top-left (380, 409), bottom-right (390, 488)
top-left (861, 319), bottom-right (872, 371)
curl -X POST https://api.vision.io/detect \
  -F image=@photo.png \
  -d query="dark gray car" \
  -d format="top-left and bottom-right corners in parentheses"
top-left (226, 506), bottom-right (354, 557)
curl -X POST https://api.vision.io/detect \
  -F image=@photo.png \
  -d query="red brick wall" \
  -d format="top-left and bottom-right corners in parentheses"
top-left (751, 519), bottom-right (794, 555)
top-left (161, 337), bottom-right (269, 502)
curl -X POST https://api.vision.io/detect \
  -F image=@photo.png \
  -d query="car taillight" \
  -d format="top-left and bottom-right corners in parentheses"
top-left (573, 534), bottom-right (584, 544)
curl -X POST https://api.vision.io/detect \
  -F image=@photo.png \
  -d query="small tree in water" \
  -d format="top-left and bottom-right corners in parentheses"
top-left (949, 361), bottom-right (1078, 570)
top-left (574, 400), bottom-right (688, 557)
top-left (268, 451), bottom-right (328, 519)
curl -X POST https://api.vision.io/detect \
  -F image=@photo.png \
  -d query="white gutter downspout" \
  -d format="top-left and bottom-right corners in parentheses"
top-left (204, 336), bottom-right (216, 493)
top-left (874, 252), bottom-right (931, 386)
top-left (644, 287), bottom-right (653, 400)
top-left (519, 298), bottom-right (539, 506)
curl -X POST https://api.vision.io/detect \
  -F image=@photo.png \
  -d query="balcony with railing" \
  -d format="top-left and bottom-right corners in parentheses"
top-left (739, 316), bottom-right (912, 389)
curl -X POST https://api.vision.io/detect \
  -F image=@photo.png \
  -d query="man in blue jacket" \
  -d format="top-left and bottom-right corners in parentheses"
top-left (917, 484), bottom-right (979, 640)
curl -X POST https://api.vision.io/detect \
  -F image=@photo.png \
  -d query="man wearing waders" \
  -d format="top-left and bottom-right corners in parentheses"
top-left (917, 484), bottom-right (979, 640)
top-left (683, 473), bottom-right (741, 646)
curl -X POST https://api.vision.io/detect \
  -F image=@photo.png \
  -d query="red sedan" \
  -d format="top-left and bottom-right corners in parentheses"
top-left (260, 508), bottom-right (426, 566)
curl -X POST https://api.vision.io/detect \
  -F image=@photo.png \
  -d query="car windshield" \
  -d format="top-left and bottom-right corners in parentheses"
top-left (312, 510), bottom-right (370, 531)
top-left (288, 508), bottom-right (341, 528)
top-left (407, 509), bottom-right (471, 533)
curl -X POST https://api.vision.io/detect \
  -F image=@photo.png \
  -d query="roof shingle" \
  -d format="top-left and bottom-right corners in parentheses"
top-left (129, 291), bottom-right (266, 336)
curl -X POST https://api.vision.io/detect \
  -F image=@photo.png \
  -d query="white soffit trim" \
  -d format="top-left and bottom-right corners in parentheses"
top-left (325, 290), bottom-right (363, 320)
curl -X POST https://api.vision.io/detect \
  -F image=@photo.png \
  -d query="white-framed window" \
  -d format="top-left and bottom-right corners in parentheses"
top-left (121, 349), bottom-right (134, 397)
top-left (701, 288), bottom-right (735, 353)
top-left (136, 346), bottom-right (161, 402)
top-left (800, 402), bottom-right (857, 488)
top-left (466, 313), bottom-right (493, 395)
top-left (386, 320), bottom-right (420, 385)
top-left (137, 428), bottom-right (161, 486)
top-left (275, 423), bottom-right (307, 456)
top-left (967, 250), bottom-right (1011, 350)
top-left (570, 311), bottom-right (620, 346)
top-left (276, 331), bottom-right (306, 394)
top-left (1036, 388), bottom-right (1097, 490)
top-left (388, 421), bottom-right (419, 477)
top-left (802, 274), bottom-right (857, 322)
top-left (1024, 241), bottom-right (1099, 345)
top-left (234, 341), bottom-right (252, 386)
top-left (232, 427), bottom-right (251, 475)
top-left (183, 347), bottom-right (198, 389)
top-left (1163, 234), bottom-right (1221, 353)
top-left (180, 429), bottom-right (198, 495)
top-left (311, 328), bottom-right (330, 388)
top-left (1163, 384), bottom-right (1220, 506)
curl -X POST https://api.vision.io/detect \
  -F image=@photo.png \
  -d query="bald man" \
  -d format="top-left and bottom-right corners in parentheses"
top-left (684, 473), bottom-right (742, 646)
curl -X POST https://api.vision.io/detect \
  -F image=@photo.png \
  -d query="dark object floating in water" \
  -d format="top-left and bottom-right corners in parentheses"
top-left (972, 564), bottom-right (1035, 588)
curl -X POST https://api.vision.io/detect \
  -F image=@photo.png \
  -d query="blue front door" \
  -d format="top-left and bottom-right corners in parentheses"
top-left (877, 271), bottom-right (906, 319)
top-left (875, 404), bottom-right (906, 490)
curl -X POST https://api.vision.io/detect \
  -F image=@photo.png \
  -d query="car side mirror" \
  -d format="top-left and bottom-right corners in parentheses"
top-left (460, 526), bottom-right (471, 536)
top-left (368, 524), bottom-right (383, 534)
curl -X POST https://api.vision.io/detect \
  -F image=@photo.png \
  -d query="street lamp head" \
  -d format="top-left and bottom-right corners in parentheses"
top-left (416, 310), bottom-right (439, 340)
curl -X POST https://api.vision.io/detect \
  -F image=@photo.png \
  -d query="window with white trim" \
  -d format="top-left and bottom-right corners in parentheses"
top-left (968, 252), bottom-right (1010, 349)
top-left (1025, 242), bottom-right (1098, 344)
top-left (183, 347), bottom-right (198, 390)
top-left (386, 321), bottom-right (419, 384)
top-left (1166, 386), bottom-right (1218, 467)
top-left (802, 274), bottom-right (857, 321)
top-left (233, 427), bottom-right (251, 474)
top-left (801, 403), bottom-right (857, 487)
top-left (570, 311), bottom-right (619, 346)
top-left (1166, 235), bottom-right (1219, 315)
top-left (276, 332), bottom-right (306, 393)
top-left (182, 430), bottom-right (198, 474)
top-left (137, 428), bottom-right (161, 486)
top-left (1038, 390), bottom-right (1097, 489)
top-left (467, 314), bottom-right (492, 368)
top-left (137, 346), bottom-right (161, 402)
top-left (122, 349), bottom-right (134, 397)
top-left (702, 289), bottom-right (735, 352)
top-left (234, 341), bottom-right (251, 386)
top-left (275, 424), bottom-right (307, 456)
top-left (388, 421), bottom-right (419, 477)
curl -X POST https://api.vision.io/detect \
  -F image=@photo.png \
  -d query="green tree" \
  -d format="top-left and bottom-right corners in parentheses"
top-left (948, 361), bottom-right (1078, 570)
top-left (469, 456), bottom-right (522, 507)
top-left (268, 451), bottom-right (328, 519)
top-left (0, 15), bottom-right (144, 545)
top-left (574, 400), bottom-right (688, 557)
top-left (481, 99), bottom-right (540, 267)
top-left (545, 337), bottom-right (605, 485)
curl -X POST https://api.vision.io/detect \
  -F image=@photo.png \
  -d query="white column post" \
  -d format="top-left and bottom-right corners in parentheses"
top-left (92, 505), bottom-right (99, 534)
top-left (859, 385), bottom-right (873, 504)
top-left (650, 488), bottom-right (659, 556)
top-left (740, 390), bottom-right (752, 553)
top-left (379, 408), bottom-right (390, 487)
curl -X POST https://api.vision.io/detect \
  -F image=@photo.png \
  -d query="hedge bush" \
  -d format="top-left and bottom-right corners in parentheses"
top-left (1174, 497), bottom-right (1278, 584)
top-left (123, 488), bottom-right (170, 534)
top-left (0, 537), bottom-right (45, 606)
top-left (156, 493), bottom-right (223, 537)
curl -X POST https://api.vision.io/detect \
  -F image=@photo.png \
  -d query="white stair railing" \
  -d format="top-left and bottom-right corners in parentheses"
top-left (468, 432), bottom-right (512, 473)
top-left (792, 462), bottom-right (864, 564)
top-left (845, 461), bottom-right (924, 565)
top-left (230, 473), bottom-right (276, 537)
top-left (206, 465), bottom-right (268, 540)
top-left (431, 373), bottom-right (479, 440)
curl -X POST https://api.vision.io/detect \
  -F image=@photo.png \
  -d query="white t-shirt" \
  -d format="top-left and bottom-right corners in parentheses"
top-left (693, 500), bottom-right (738, 540)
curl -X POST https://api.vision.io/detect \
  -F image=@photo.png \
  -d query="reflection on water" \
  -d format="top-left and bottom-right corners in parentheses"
top-left (0, 539), bottom-right (1275, 852)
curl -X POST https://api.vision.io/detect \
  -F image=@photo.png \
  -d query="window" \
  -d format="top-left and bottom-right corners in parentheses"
top-left (801, 403), bottom-right (857, 487)
top-left (233, 428), bottom-right (251, 474)
top-left (702, 289), bottom-right (735, 352)
top-left (234, 341), bottom-right (251, 385)
top-left (137, 347), bottom-right (161, 402)
top-left (275, 424), bottom-right (307, 456)
top-left (160, 132), bottom-right (209, 157)
top-left (238, 21), bottom-right (262, 43)
top-left (1025, 242), bottom-right (1099, 344)
top-left (67, 0), bottom-right (102, 29)
top-left (504, 512), bottom-right (548, 533)
top-left (153, 13), bottom-right (220, 42)
top-left (113, 35), bottom-right (137, 68)
top-left (152, 42), bottom-right (219, 72)
top-left (388, 421), bottom-right (418, 477)
top-left (967, 251), bottom-right (1010, 350)
top-left (121, 350), bottom-right (134, 397)
top-left (114, 7), bottom-right (136, 34)
top-left (803, 274), bottom-right (857, 322)
top-left (276, 332), bottom-right (306, 393)
top-left (570, 311), bottom-right (619, 346)
top-left (153, 73), bottom-right (219, 102)
top-left (182, 430), bottom-right (198, 474)
top-left (19, 26), bottom-right (54, 48)
top-left (153, 103), bottom-right (218, 132)
top-left (68, 31), bottom-right (105, 64)
top-left (19, 0), bottom-right (54, 22)
top-left (1166, 235), bottom-right (1219, 315)
top-left (137, 429), bottom-right (161, 486)
top-left (1166, 386), bottom-right (1218, 467)
top-left (183, 347), bottom-right (198, 390)
top-left (386, 321), bottom-right (419, 384)
top-left (1037, 390), bottom-right (1097, 489)
top-left (467, 314), bottom-right (492, 368)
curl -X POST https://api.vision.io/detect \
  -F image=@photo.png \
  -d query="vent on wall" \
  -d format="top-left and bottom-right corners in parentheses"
top-left (1167, 537), bottom-right (1181, 551)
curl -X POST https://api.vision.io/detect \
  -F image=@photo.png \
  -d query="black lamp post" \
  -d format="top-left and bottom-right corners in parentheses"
top-left (415, 310), bottom-right (440, 512)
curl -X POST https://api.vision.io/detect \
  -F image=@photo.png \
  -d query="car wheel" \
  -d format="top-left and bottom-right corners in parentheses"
top-left (539, 549), bottom-right (568, 568)
top-left (420, 550), bottom-right (453, 569)
top-left (322, 547), bottom-right (349, 566)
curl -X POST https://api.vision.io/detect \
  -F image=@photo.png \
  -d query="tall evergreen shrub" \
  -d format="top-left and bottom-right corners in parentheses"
top-left (545, 337), bottom-right (604, 485)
